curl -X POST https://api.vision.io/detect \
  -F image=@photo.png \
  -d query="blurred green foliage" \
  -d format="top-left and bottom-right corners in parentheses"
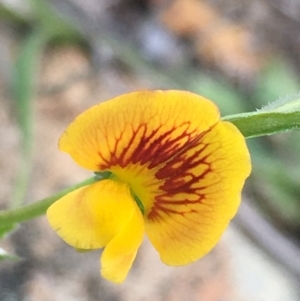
top-left (1, 0), bottom-right (83, 208)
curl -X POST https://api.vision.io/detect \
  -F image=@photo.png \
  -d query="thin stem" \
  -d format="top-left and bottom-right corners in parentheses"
top-left (0, 177), bottom-right (97, 226)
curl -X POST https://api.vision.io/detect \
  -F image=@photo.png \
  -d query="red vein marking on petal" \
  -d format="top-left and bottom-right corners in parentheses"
top-left (95, 119), bottom-right (219, 223)
top-left (147, 125), bottom-right (219, 222)
top-left (98, 122), bottom-right (202, 170)
top-left (97, 151), bottom-right (110, 167)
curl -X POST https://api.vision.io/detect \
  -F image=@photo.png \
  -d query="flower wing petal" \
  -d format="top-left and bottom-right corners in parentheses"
top-left (59, 90), bottom-right (219, 171)
top-left (47, 179), bottom-right (139, 250)
top-left (145, 121), bottom-right (251, 266)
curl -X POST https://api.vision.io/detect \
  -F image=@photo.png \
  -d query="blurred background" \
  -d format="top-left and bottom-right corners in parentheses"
top-left (0, 0), bottom-right (300, 300)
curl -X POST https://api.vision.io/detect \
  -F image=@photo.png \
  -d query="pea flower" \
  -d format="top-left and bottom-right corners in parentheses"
top-left (47, 90), bottom-right (251, 283)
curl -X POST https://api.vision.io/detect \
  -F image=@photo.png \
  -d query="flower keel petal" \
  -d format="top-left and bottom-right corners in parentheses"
top-left (101, 202), bottom-right (144, 283)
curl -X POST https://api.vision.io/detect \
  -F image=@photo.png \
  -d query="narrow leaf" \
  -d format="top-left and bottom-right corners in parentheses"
top-left (12, 29), bottom-right (48, 207)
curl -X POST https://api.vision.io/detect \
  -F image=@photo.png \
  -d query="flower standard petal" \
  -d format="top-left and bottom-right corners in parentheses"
top-left (47, 179), bottom-right (141, 250)
top-left (59, 90), bottom-right (220, 172)
top-left (144, 120), bottom-right (251, 266)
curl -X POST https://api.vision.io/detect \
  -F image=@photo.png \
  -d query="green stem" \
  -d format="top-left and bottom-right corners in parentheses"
top-left (222, 111), bottom-right (300, 138)
top-left (0, 177), bottom-right (97, 226)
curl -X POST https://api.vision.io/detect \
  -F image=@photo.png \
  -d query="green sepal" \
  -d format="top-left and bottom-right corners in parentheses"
top-left (94, 171), bottom-right (113, 181)
top-left (131, 193), bottom-right (145, 215)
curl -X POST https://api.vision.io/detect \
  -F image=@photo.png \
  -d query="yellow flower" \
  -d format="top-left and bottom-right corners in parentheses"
top-left (47, 90), bottom-right (251, 283)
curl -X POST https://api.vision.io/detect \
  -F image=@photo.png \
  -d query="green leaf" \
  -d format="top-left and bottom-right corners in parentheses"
top-left (12, 29), bottom-right (48, 208)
